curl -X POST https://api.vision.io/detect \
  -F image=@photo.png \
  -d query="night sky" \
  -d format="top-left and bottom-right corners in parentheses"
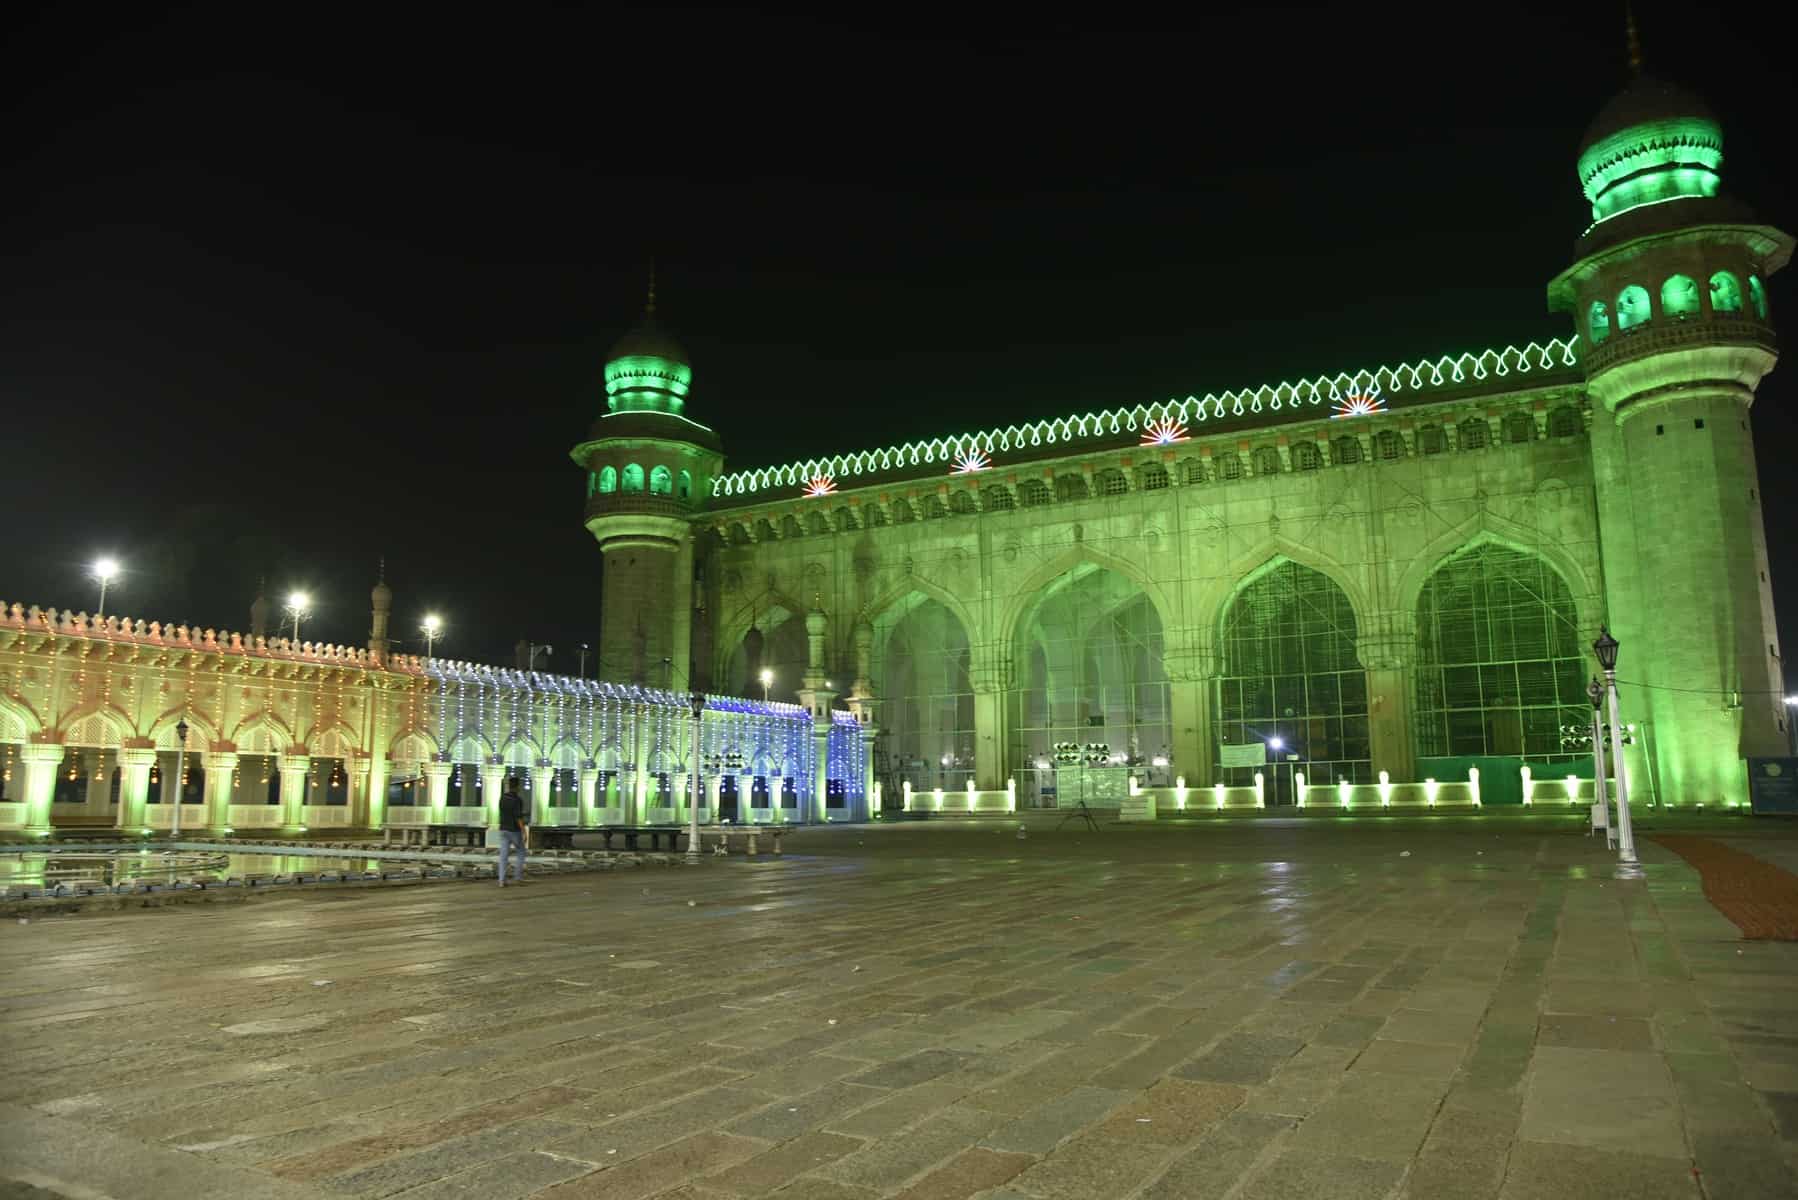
top-left (4, 3), bottom-right (1794, 673)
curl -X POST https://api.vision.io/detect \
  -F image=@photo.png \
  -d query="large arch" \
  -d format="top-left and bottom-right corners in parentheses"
top-left (1412, 543), bottom-right (1588, 762)
top-left (1393, 518), bottom-right (1601, 639)
top-left (1196, 539), bottom-right (1371, 643)
top-left (713, 586), bottom-right (811, 695)
top-left (1006, 563), bottom-right (1171, 801)
top-left (149, 708), bottom-right (220, 751)
top-left (869, 588), bottom-right (977, 792)
top-left (57, 702), bottom-right (135, 748)
top-left (229, 710), bottom-right (296, 753)
top-left (0, 693), bottom-right (44, 741)
top-left (1214, 556), bottom-right (1371, 786)
top-left (996, 545), bottom-right (1177, 657)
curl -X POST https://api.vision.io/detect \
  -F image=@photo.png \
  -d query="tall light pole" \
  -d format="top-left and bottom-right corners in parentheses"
top-left (286, 591), bottom-right (311, 644)
top-left (759, 667), bottom-right (773, 704)
top-left (529, 643), bottom-right (553, 672)
top-left (92, 558), bottom-right (119, 618)
top-left (1593, 627), bottom-right (1636, 865)
top-left (421, 613), bottom-right (443, 658)
top-left (578, 643), bottom-right (590, 679)
top-left (1786, 696), bottom-right (1798, 756)
top-left (1587, 678), bottom-right (1609, 840)
top-left (687, 691), bottom-right (705, 864)
top-left (171, 717), bottom-right (188, 838)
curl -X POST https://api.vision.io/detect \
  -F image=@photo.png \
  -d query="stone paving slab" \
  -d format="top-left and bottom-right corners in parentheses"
top-left (4, 817), bottom-right (1798, 1198)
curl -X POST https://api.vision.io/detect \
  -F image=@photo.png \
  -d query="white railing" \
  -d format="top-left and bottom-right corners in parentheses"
top-left (302, 807), bottom-right (353, 827)
top-left (226, 806), bottom-right (283, 828)
top-left (386, 807), bottom-right (429, 825)
top-left (145, 805), bottom-right (208, 828)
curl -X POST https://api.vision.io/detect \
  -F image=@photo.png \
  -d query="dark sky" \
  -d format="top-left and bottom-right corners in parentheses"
top-left (4, 3), bottom-right (1794, 672)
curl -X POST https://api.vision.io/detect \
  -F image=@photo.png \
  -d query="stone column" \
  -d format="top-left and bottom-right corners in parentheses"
top-left (480, 761), bottom-right (507, 826)
top-left (628, 705), bottom-right (649, 825)
top-left (969, 652), bottom-right (1012, 792)
top-left (811, 718), bottom-right (832, 822)
top-left (1360, 624), bottom-right (1417, 785)
top-left (424, 760), bottom-right (454, 822)
top-left (18, 743), bottom-right (66, 835)
top-left (205, 751), bottom-right (241, 834)
top-left (579, 764), bottom-right (599, 825)
top-left (115, 745), bottom-right (156, 834)
top-left (346, 756), bottom-right (373, 830)
top-left (275, 754), bottom-right (309, 834)
top-left (364, 753), bottom-right (389, 832)
top-left (1167, 673), bottom-right (1215, 786)
top-left (530, 761), bottom-right (554, 825)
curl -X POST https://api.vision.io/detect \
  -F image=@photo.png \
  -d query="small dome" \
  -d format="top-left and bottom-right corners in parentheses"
top-left (1575, 76), bottom-right (1723, 226)
top-left (607, 314), bottom-right (688, 367)
top-left (604, 308), bottom-right (693, 416)
top-left (371, 577), bottom-right (392, 609)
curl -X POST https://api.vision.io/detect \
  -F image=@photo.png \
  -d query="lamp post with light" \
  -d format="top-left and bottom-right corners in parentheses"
top-left (1592, 627), bottom-right (1636, 865)
top-left (286, 592), bottom-right (311, 644)
top-left (687, 691), bottom-right (705, 864)
top-left (759, 668), bottom-right (773, 703)
top-left (91, 558), bottom-right (119, 618)
top-left (421, 614), bottom-right (443, 658)
top-left (1586, 677), bottom-right (1610, 842)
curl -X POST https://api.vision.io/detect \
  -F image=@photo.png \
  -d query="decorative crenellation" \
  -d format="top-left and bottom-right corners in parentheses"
top-left (711, 338), bottom-right (1580, 499)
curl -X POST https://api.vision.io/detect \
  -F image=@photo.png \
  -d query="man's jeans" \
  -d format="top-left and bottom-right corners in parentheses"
top-left (497, 829), bottom-right (526, 884)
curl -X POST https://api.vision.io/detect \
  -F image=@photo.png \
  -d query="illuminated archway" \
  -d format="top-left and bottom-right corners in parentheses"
top-left (871, 594), bottom-right (975, 791)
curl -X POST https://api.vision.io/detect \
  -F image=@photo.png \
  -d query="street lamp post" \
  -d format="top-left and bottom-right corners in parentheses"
top-left (421, 614), bottom-right (442, 658)
top-left (687, 691), bottom-right (705, 864)
top-left (578, 644), bottom-right (590, 679)
top-left (759, 668), bottom-right (773, 704)
top-left (1587, 677), bottom-right (1610, 842)
top-left (171, 718), bottom-right (188, 838)
top-left (1592, 627), bottom-right (1636, 865)
top-left (286, 592), bottom-right (310, 644)
top-left (92, 558), bottom-right (119, 618)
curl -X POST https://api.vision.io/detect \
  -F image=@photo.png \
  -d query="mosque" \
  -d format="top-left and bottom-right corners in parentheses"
top-left (0, 63), bottom-right (1787, 835)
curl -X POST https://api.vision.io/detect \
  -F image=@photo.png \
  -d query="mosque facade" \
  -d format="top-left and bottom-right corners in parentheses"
top-left (0, 71), bottom-right (1788, 835)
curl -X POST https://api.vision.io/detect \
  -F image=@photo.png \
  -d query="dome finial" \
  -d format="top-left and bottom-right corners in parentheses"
top-left (1626, 2), bottom-right (1643, 76)
top-left (646, 257), bottom-right (657, 317)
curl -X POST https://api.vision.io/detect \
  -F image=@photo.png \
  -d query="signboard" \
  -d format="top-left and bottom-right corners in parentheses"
top-left (1747, 758), bottom-right (1798, 815)
top-left (1218, 742), bottom-right (1268, 768)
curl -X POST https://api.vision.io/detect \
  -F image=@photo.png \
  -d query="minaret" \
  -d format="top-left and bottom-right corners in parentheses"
top-left (1547, 36), bottom-right (1791, 806)
top-left (250, 579), bottom-right (269, 641)
top-left (369, 560), bottom-right (393, 660)
top-left (571, 270), bottom-right (725, 691)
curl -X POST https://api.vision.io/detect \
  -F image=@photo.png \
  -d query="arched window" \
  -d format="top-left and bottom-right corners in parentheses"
top-left (984, 485), bottom-right (1016, 511)
top-left (1332, 436), bottom-right (1362, 466)
top-left (863, 504), bottom-right (888, 527)
top-left (833, 506), bottom-right (858, 531)
top-left (949, 490), bottom-right (978, 515)
top-left (649, 465), bottom-right (673, 495)
top-left (54, 753), bottom-right (87, 803)
top-left (1504, 412), bottom-right (1535, 444)
top-left (1375, 430), bottom-right (1404, 460)
top-left (1218, 560), bottom-right (1370, 785)
top-left (1252, 447), bottom-right (1281, 476)
top-left (780, 514), bottom-right (804, 537)
top-left (1294, 442), bottom-right (1322, 471)
top-left (1180, 459), bottom-right (1206, 486)
top-left (728, 523), bottom-right (751, 546)
top-left (1749, 275), bottom-right (1769, 319)
top-left (1055, 475), bottom-right (1089, 502)
top-left (1459, 418), bottom-right (1489, 450)
top-left (1661, 274), bottom-right (1700, 319)
top-left (1417, 425), bottom-right (1445, 455)
top-left (1018, 479), bottom-right (1052, 507)
top-left (1095, 468), bottom-right (1129, 496)
top-left (1415, 545), bottom-right (1585, 759)
top-left (1547, 407), bottom-right (1581, 438)
top-left (1587, 300), bottom-right (1610, 345)
top-left (755, 517), bottom-right (778, 540)
top-left (677, 469), bottom-right (692, 500)
top-left (892, 499), bottom-right (917, 523)
top-left (806, 510), bottom-right (829, 535)
top-left (1616, 284), bottom-right (1651, 331)
top-left (1139, 463), bottom-right (1169, 491)
top-left (1216, 453), bottom-right (1243, 480)
top-left (921, 494), bottom-right (948, 519)
top-left (621, 463), bottom-right (645, 493)
top-left (1709, 271), bottom-right (1743, 314)
top-left (597, 466), bottom-right (617, 494)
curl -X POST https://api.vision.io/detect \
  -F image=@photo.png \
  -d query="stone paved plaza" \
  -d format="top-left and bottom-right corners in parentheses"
top-left (4, 816), bottom-right (1798, 1200)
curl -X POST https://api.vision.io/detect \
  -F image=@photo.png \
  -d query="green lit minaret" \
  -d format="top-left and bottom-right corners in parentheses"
top-left (571, 273), bottom-right (723, 689)
top-left (1548, 32), bottom-right (1791, 806)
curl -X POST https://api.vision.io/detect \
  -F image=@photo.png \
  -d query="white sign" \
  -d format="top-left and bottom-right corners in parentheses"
top-left (1218, 742), bottom-right (1268, 768)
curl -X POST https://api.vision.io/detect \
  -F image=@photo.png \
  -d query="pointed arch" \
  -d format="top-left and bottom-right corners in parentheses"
top-left (307, 719), bottom-right (359, 759)
top-left (0, 692), bottom-right (42, 741)
top-left (388, 727), bottom-right (439, 763)
top-left (1393, 516), bottom-right (1600, 637)
top-left (713, 587), bottom-right (811, 692)
top-left (231, 710), bottom-right (296, 755)
top-left (997, 544), bottom-right (1177, 656)
top-left (548, 737), bottom-right (584, 768)
top-left (1197, 538), bottom-right (1370, 642)
top-left (150, 707), bottom-right (219, 751)
top-left (59, 702), bottom-right (136, 748)
top-left (448, 731), bottom-right (493, 763)
top-left (863, 573), bottom-right (980, 648)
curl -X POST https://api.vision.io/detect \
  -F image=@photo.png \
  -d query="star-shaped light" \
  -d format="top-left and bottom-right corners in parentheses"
top-left (950, 448), bottom-right (991, 474)
top-left (1141, 417), bottom-right (1188, 445)
top-left (1330, 391), bottom-right (1386, 419)
top-left (803, 474), bottom-right (837, 497)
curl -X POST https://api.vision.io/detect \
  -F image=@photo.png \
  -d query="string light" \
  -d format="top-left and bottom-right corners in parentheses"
top-left (1331, 388), bottom-right (1387, 419)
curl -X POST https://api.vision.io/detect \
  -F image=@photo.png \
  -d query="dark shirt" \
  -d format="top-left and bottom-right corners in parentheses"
top-left (498, 791), bottom-right (527, 834)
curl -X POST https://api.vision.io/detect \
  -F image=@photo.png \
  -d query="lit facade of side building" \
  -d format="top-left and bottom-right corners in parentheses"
top-left (0, 73), bottom-right (1788, 835)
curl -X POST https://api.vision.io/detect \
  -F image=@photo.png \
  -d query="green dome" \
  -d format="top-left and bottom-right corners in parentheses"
top-left (1576, 76), bottom-right (1722, 226)
top-left (604, 312), bottom-right (692, 415)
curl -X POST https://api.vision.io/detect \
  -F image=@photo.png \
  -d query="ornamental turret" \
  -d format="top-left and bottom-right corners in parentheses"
top-left (571, 272), bottom-right (725, 689)
top-left (1547, 32), bottom-right (1791, 807)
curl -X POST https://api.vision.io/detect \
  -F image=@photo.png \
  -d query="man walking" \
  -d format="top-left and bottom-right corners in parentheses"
top-left (497, 777), bottom-right (528, 887)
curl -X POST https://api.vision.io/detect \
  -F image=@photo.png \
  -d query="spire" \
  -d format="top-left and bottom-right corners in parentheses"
top-left (1625, 2), bottom-right (1643, 76)
top-left (646, 257), bottom-right (657, 317)
top-left (250, 577), bottom-right (269, 641)
top-left (369, 558), bottom-right (393, 659)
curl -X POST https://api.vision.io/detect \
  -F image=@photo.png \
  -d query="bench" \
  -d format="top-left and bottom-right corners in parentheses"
top-left (382, 824), bottom-right (488, 848)
top-left (589, 826), bottom-right (689, 852)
